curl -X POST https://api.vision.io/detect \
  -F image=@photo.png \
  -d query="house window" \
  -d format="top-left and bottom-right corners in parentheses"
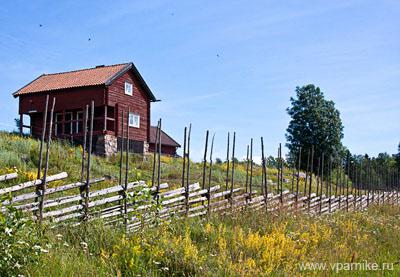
top-left (124, 82), bottom-right (133, 96)
top-left (128, 113), bottom-right (140, 128)
top-left (55, 113), bottom-right (63, 135)
top-left (76, 111), bottom-right (83, 133)
top-left (64, 112), bottom-right (73, 135)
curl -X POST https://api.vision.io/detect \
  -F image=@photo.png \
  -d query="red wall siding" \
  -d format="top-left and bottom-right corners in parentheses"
top-left (19, 86), bottom-right (105, 114)
top-left (148, 143), bottom-right (178, 156)
top-left (19, 86), bottom-right (105, 138)
top-left (107, 70), bottom-right (150, 142)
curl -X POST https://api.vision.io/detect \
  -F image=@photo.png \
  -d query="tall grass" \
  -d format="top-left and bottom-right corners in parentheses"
top-left (23, 205), bottom-right (400, 276)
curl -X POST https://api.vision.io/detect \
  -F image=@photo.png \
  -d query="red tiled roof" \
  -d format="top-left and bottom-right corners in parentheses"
top-left (14, 63), bottom-right (129, 96)
top-left (150, 126), bottom-right (180, 147)
top-left (13, 63), bottom-right (156, 101)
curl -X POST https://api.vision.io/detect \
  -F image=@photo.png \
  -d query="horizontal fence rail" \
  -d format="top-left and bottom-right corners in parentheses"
top-left (1, 170), bottom-right (399, 231)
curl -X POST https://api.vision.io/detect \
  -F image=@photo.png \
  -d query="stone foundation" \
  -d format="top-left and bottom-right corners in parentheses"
top-left (95, 134), bottom-right (148, 156)
top-left (143, 141), bottom-right (149, 154)
top-left (95, 134), bottom-right (118, 156)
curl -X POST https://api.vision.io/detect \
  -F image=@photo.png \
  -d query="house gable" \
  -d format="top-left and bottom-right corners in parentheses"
top-left (107, 69), bottom-right (151, 142)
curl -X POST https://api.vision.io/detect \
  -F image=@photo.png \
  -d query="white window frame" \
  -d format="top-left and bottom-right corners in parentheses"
top-left (124, 82), bottom-right (133, 96)
top-left (76, 111), bottom-right (83, 134)
top-left (55, 113), bottom-right (63, 136)
top-left (65, 112), bottom-right (73, 135)
top-left (128, 112), bottom-right (140, 128)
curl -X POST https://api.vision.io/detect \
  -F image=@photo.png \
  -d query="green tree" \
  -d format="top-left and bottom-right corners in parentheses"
top-left (286, 84), bottom-right (344, 170)
top-left (396, 142), bottom-right (400, 171)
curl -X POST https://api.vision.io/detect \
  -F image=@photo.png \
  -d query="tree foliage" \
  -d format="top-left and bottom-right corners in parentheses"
top-left (286, 84), bottom-right (344, 169)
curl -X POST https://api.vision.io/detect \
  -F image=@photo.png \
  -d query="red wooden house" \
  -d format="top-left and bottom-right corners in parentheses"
top-left (149, 126), bottom-right (181, 156)
top-left (13, 62), bottom-right (178, 156)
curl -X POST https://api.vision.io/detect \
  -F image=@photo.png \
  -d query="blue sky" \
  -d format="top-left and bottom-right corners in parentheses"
top-left (0, 0), bottom-right (399, 161)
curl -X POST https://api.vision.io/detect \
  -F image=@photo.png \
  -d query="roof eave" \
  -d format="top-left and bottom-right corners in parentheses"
top-left (12, 74), bottom-right (46, 98)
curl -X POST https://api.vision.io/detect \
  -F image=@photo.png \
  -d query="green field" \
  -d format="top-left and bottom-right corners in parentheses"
top-left (1, 132), bottom-right (396, 276)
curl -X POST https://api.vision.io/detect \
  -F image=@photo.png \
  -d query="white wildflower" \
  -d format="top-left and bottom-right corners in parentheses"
top-left (80, 241), bottom-right (88, 248)
top-left (5, 228), bottom-right (12, 236)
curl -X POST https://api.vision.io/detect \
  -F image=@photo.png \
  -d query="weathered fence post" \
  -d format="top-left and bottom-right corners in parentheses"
top-left (84, 100), bottom-right (94, 221)
top-left (202, 130), bottom-right (209, 190)
top-left (123, 108), bottom-right (130, 227)
top-left (230, 132), bottom-right (236, 209)
top-left (119, 111), bottom-right (125, 188)
top-left (181, 127), bottom-right (187, 188)
top-left (328, 155), bottom-right (332, 213)
top-left (249, 138), bottom-right (253, 202)
top-left (261, 137), bottom-right (268, 211)
top-left (319, 153), bottom-right (325, 215)
top-left (185, 124), bottom-right (192, 216)
top-left (80, 105), bottom-right (89, 183)
top-left (225, 132), bottom-right (230, 191)
top-left (151, 119), bottom-right (160, 187)
top-left (316, 157), bottom-right (321, 210)
top-left (346, 154), bottom-right (350, 212)
top-left (279, 143), bottom-right (283, 204)
top-left (37, 94), bottom-right (49, 179)
top-left (308, 146), bottom-right (314, 211)
top-left (245, 145), bottom-right (249, 194)
top-left (38, 97), bottom-right (56, 222)
top-left (156, 119), bottom-right (162, 205)
top-left (304, 148), bottom-right (310, 196)
top-left (295, 147), bottom-right (302, 205)
top-left (207, 134), bottom-right (215, 217)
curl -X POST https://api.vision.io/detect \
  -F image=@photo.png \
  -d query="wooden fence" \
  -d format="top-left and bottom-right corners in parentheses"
top-left (3, 97), bottom-right (399, 230)
top-left (1, 171), bottom-right (399, 232)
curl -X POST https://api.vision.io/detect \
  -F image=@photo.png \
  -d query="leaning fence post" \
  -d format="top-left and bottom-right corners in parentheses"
top-left (38, 97), bottom-right (56, 222)
top-left (308, 146), bottom-right (314, 212)
top-left (295, 146), bottom-right (302, 205)
top-left (119, 111), bottom-right (125, 188)
top-left (245, 145), bottom-right (250, 194)
top-left (185, 124), bottom-right (192, 217)
top-left (207, 134), bottom-right (215, 217)
top-left (181, 127), bottom-right (187, 188)
top-left (304, 148), bottom-right (310, 196)
top-left (319, 153), bottom-right (325, 214)
top-left (328, 155), bottom-right (333, 213)
top-left (202, 130), bottom-right (209, 191)
top-left (79, 105), bottom-right (89, 214)
top-left (346, 154), bottom-right (350, 212)
top-left (124, 108), bottom-right (130, 227)
top-left (35, 94), bottom-right (49, 215)
top-left (151, 119), bottom-right (160, 187)
top-left (225, 132), bottom-right (230, 191)
top-left (249, 138), bottom-right (253, 202)
top-left (37, 94), bottom-right (49, 179)
top-left (230, 132), bottom-right (236, 209)
top-left (202, 130), bottom-right (209, 206)
top-left (156, 119), bottom-right (162, 205)
top-left (261, 137), bottom-right (268, 211)
top-left (84, 100), bottom-right (94, 221)
top-left (80, 105), bottom-right (89, 183)
top-left (279, 143), bottom-right (283, 204)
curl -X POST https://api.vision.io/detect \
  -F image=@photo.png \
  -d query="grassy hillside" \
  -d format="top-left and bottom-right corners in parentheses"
top-left (0, 132), bottom-right (286, 191)
top-left (19, 205), bottom-right (400, 276)
top-left (1, 133), bottom-right (385, 276)
top-left (0, 132), bottom-right (348, 195)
